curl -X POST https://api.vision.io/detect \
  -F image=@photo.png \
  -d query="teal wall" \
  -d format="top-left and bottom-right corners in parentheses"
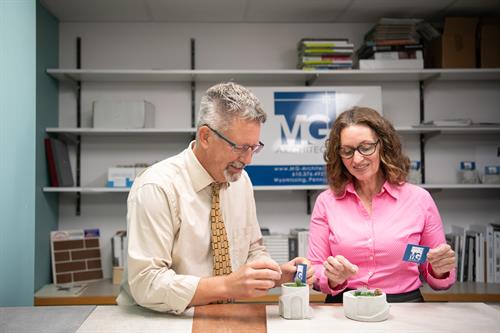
top-left (0, 0), bottom-right (37, 306)
top-left (35, 0), bottom-right (59, 292)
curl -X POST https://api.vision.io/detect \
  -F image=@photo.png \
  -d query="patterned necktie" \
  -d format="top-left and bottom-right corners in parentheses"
top-left (210, 182), bottom-right (232, 276)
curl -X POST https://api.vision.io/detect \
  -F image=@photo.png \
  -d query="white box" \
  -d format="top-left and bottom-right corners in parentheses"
top-left (93, 100), bottom-right (155, 128)
top-left (107, 167), bottom-right (135, 187)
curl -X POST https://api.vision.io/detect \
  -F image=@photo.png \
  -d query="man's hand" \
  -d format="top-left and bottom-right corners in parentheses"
top-left (323, 255), bottom-right (358, 289)
top-left (427, 244), bottom-right (456, 278)
top-left (278, 257), bottom-right (315, 286)
top-left (222, 260), bottom-right (282, 299)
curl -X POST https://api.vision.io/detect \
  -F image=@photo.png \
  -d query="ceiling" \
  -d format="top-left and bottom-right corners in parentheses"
top-left (41, 0), bottom-right (500, 23)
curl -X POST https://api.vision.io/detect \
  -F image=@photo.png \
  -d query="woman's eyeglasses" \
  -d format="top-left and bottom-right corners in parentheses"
top-left (204, 124), bottom-right (264, 154)
top-left (339, 140), bottom-right (379, 159)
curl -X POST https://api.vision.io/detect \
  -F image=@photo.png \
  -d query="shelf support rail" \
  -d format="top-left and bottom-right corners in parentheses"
top-left (418, 74), bottom-right (441, 185)
top-left (76, 37), bottom-right (82, 216)
top-left (190, 38), bottom-right (196, 140)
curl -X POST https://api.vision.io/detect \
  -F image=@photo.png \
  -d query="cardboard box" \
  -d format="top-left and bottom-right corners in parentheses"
top-left (93, 100), bottom-right (155, 128)
top-left (480, 23), bottom-right (500, 68)
top-left (425, 17), bottom-right (478, 68)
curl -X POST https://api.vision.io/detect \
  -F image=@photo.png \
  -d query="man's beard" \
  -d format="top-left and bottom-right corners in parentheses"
top-left (224, 161), bottom-right (246, 182)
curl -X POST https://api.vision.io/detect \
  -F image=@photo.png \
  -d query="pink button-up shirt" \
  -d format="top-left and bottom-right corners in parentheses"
top-left (308, 181), bottom-right (456, 296)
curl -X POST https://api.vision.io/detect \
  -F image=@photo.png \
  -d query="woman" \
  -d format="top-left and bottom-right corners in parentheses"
top-left (308, 106), bottom-right (456, 302)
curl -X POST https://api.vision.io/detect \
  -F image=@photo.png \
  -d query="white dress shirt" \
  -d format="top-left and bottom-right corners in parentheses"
top-left (117, 142), bottom-right (270, 313)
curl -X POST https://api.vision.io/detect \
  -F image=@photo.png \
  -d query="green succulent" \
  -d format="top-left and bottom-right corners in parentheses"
top-left (295, 278), bottom-right (305, 287)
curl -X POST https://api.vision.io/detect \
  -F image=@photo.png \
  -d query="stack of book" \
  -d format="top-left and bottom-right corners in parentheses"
top-left (297, 38), bottom-right (354, 70)
top-left (111, 230), bottom-right (127, 284)
top-left (446, 223), bottom-right (500, 283)
top-left (356, 18), bottom-right (424, 70)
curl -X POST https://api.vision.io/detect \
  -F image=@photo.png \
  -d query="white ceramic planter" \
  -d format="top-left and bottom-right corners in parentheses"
top-left (279, 283), bottom-right (312, 320)
top-left (343, 290), bottom-right (390, 322)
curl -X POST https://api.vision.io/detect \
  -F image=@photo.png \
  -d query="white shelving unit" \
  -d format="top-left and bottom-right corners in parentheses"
top-left (45, 68), bottom-right (500, 196)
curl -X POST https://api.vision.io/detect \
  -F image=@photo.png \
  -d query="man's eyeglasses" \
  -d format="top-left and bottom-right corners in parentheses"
top-left (204, 124), bottom-right (265, 155)
top-left (339, 140), bottom-right (380, 159)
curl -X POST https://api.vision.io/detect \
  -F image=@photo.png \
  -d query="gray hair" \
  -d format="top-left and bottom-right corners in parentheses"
top-left (196, 82), bottom-right (266, 135)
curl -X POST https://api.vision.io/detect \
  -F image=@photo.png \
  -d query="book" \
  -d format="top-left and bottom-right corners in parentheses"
top-left (373, 50), bottom-right (423, 60)
top-left (288, 235), bottom-right (298, 260)
top-left (468, 224), bottom-right (494, 283)
top-left (297, 39), bottom-right (354, 50)
top-left (301, 55), bottom-right (352, 61)
top-left (301, 59), bottom-right (353, 66)
top-left (358, 58), bottom-right (423, 70)
top-left (494, 230), bottom-right (500, 283)
top-left (44, 138), bottom-right (59, 187)
top-left (300, 48), bottom-right (354, 56)
top-left (112, 230), bottom-right (127, 268)
top-left (45, 137), bottom-right (74, 187)
top-left (298, 38), bottom-right (353, 49)
top-left (300, 64), bottom-right (353, 70)
top-left (448, 225), bottom-right (466, 282)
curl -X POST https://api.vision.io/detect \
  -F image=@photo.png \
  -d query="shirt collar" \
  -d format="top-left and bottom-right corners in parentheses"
top-left (339, 180), bottom-right (400, 200)
top-left (381, 181), bottom-right (400, 200)
top-left (185, 141), bottom-right (216, 193)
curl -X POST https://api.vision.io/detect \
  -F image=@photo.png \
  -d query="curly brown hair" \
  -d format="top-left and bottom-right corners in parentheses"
top-left (324, 106), bottom-right (410, 196)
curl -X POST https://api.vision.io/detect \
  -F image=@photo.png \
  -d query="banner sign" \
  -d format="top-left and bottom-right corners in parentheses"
top-left (246, 86), bottom-right (382, 187)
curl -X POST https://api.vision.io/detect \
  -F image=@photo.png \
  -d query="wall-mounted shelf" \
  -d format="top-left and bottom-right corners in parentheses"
top-left (43, 187), bottom-right (130, 193)
top-left (46, 128), bottom-right (197, 135)
top-left (401, 125), bottom-right (500, 134)
top-left (47, 68), bottom-right (500, 84)
top-left (47, 126), bottom-right (500, 136)
top-left (43, 184), bottom-right (500, 193)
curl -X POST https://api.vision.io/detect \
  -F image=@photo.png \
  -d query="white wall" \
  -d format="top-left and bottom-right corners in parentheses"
top-left (57, 22), bottom-right (500, 278)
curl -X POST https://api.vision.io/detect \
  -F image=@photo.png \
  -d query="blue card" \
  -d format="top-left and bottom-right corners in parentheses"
top-left (294, 263), bottom-right (307, 284)
top-left (402, 244), bottom-right (429, 264)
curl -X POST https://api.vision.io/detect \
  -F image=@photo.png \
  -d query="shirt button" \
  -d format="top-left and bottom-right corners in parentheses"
top-left (369, 256), bottom-right (373, 260)
top-left (368, 271), bottom-right (373, 276)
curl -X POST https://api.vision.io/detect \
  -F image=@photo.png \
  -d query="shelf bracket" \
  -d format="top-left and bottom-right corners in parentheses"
top-left (421, 73), bottom-right (440, 85)
top-left (305, 73), bottom-right (319, 86)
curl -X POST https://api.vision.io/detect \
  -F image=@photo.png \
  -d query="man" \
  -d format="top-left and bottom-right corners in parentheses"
top-left (117, 82), bottom-right (313, 314)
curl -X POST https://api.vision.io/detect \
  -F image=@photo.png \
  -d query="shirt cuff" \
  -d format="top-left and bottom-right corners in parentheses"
top-left (425, 263), bottom-right (456, 290)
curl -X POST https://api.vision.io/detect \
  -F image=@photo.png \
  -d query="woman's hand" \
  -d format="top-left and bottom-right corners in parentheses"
top-left (427, 244), bottom-right (456, 278)
top-left (323, 255), bottom-right (358, 289)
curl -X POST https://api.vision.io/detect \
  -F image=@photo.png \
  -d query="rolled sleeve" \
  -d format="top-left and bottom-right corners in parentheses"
top-left (424, 263), bottom-right (456, 290)
top-left (130, 272), bottom-right (200, 314)
top-left (419, 190), bottom-right (456, 290)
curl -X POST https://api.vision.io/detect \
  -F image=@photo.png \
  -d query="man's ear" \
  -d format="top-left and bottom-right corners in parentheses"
top-left (198, 126), bottom-right (211, 148)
